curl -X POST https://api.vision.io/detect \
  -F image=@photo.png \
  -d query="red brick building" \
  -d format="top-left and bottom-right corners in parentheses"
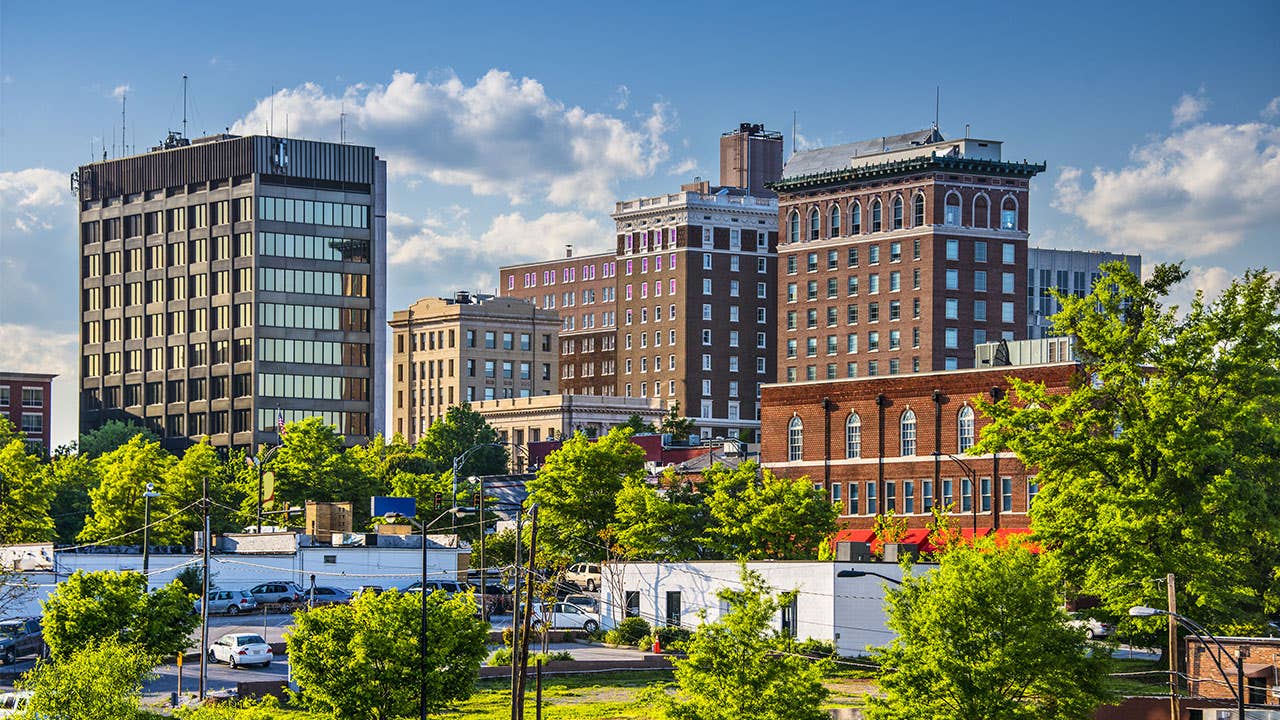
top-left (1186, 636), bottom-right (1280, 709)
top-left (771, 129), bottom-right (1046, 381)
top-left (760, 362), bottom-right (1078, 534)
top-left (0, 371), bottom-right (57, 452)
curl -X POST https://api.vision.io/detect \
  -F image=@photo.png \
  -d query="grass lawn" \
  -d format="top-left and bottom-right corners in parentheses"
top-left (440, 670), bottom-right (673, 720)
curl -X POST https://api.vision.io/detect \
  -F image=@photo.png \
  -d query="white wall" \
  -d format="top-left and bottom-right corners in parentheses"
top-left (605, 561), bottom-right (902, 657)
top-left (1, 546), bottom-right (465, 618)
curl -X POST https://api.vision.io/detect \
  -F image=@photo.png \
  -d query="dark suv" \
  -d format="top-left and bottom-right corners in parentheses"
top-left (248, 582), bottom-right (305, 611)
top-left (0, 618), bottom-right (44, 665)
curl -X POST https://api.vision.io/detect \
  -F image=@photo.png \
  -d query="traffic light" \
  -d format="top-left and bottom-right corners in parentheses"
top-left (473, 492), bottom-right (481, 509)
top-left (433, 492), bottom-right (443, 510)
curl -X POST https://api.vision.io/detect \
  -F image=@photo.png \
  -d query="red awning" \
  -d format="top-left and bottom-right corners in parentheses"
top-left (902, 528), bottom-right (931, 545)
top-left (831, 528), bottom-right (877, 544)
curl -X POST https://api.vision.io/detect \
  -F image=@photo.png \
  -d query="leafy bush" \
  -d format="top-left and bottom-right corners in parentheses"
top-left (488, 648), bottom-right (574, 666)
top-left (641, 625), bottom-right (692, 652)
top-left (19, 638), bottom-right (157, 720)
top-left (793, 638), bottom-right (837, 659)
top-left (488, 646), bottom-right (513, 666)
top-left (605, 616), bottom-right (651, 646)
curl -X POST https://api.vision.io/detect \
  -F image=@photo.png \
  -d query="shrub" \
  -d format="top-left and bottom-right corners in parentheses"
top-left (488, 647), bottom-right (513, 666)
top-left (488, 648), bottom-right (574, 666)
top-left (793, 638), bottom-right (837, 659)
top-left (641, 625), bottom-right (693, 652)
top-left (605, 616), bottom-right (651, 646)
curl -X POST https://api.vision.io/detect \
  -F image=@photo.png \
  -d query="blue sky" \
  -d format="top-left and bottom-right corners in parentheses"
top-left (2, 0), bottom-right (1277, 447)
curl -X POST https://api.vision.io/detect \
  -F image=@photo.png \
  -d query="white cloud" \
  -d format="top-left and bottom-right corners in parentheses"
top-left (111, 84), bottom-right (130, 100)
top-left (0, 325), bottom-right (79, 447)
top-left (1171, 88), bottom-right (1209, 126)
top-left (1160, 265), bottom-right (1235, 314)
top-left (1263, 96), bottom-right (1280, 120)
top-left (230, 70), bottom-right (670, 210)
top-left (0, 168), bottom-right (68, 232)
top-left (1052, 109), bottom-right (1280, 259)
top-left (668, 158), bottom-right (699, 176)
top-left (614, 84), bottom-right (630, 111)
top-left (386, 208), bottom-right (610, 268)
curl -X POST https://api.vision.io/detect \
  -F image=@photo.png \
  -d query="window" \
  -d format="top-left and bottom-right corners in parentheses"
top-left (666, 591), bottom-right (682, 628)
top-left (1002, 242), bottom-right (1016, 264)
top-left (958, 406), bottom-right (975, 452)
top-left (904, 480), bottom-right (915, 514)
top-left (21, 387), bottom-right (43, 408)
top-left (891, 195), bottom-right (903, 230)
top-left (702, 278), bottom-right (712, 295)
top-left (945, 269), bottom-right (959, 290)
top-left (945, 298), bottom-right (959, 320)
top-left (1001, 197), bottom-right (1018, 230)
top-left (1027, 477), bottom-right (1039, 507)
top-left (809, 208), bottom-right (820, 241)
top-left (850, 202), bottom-right (861, 234)
top-left (975, 300), bottom-right (987, 322)
top-left (1002, 477), bottom-right (1013, 512)
top-left (923, 479), bottom-right (934, 512)
top-left (1002, 271), bottom-right (1016, 294)
top-left (868, 274), bottom-right (879, 294)
top-left (787, 417), bottom-right (803, 461)
top-left (866, 482), bottom-right (877, 515)
top-left (974, 195), bottom-right (989, 228)
top-left (974, 270), bottom-right (987, 293)
top-left (787, 211), bottom-right (800, 243)
top-left (945, 327), bottom-right (958, 349)
top-left (829, 205), bottom-right (841, 236)
top-left (981, 477), bottom-right (992, 512)
top-left (1002, 301), bottom-right (1015, 323)
top-left (900, 409), bottom-right (917, 456)
top-left (845, 413), bottom-right (861, 458)
top-left (946, 238), bottom-right (959, 261)
top-left (871, 199), bottom-right (882, 232)
top-left (944, 193), bottom-right (961, 225)
top-left (912, 193), bottom-right (925, 227)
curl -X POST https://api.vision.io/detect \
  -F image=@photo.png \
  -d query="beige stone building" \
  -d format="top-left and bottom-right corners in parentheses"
top-left (470, 394), bottom-right (664, 471)
top-left (389, 292), bottom-right (558, 442)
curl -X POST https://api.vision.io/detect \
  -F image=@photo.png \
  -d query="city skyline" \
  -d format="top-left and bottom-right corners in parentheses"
top-left (1, 0), bottom-right (1277, 447)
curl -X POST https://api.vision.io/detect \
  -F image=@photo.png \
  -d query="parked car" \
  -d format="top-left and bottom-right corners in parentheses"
top-left (405, 580), bottom-right (499, 619)
top-left (207, 632), bottom-right (273, 669)
top-left (1067, 612), bottom-right (1114, 640)
top-left (247, 581), bottom-right (305, 610)
top-left (563, 563), bottom-right (602, 592)
top-left (350, 585), bottom-right (384, 597)
top-left (0, 690), bottom-right (32, 718)
top-left (305, 586), bottom-right (351, 606)
top-left (531, 602), bottom-right (600, 633)
top-left (0, 618), bottom-right (43, 665)
top-left (197, 589), bottom-right (258, 615)
top-left (562, 594), bottom-right (599, 614)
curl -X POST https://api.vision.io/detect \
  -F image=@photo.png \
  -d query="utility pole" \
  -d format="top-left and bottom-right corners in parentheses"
top-left (142, 483), bottom-right (159, 576)
top-left (1167, 573), bottom-right (1177, 720)
top-left (198, 474), bottom-right (210, 702)
top-left (509, 508), bottom-right (524, 720)
top-left (514, 505), bottom-right (539, 720)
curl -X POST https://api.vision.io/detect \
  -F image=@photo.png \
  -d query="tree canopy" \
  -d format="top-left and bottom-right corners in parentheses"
top-left (701, 462), bottom-right (837, 561)
top-left (40, 570), bottom-right (197, 661)
top-left (651, 564), bottom-right (831, 720)
top-left (0, 435), bottom-right (55, 543)
top-left (18, 638), bottom-right (156, 720)
top-left (78, 419), bottom-right (159, 459)
top-left (78, 434), bottom-right (175, 544)
top-left (869, 539), bottom-right (1113, 720)
top-left (974, 262), bottom-right (1280, 631)
top-left (286, 588), bottom-right (487, 719)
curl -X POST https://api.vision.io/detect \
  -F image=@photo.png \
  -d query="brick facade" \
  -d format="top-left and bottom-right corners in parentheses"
top-left (0, 372), bottom-right (56, 453)
top-left (1186, 636), bottom-right (1280, 707)
top-left (760, 363), bottom-right (1077, 533)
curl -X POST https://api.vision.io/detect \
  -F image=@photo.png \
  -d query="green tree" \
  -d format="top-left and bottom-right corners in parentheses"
top-left (869, 540), bottom-right (1113, 720)
top-left (659, 401), bottom-right (697, 442)
top-left (619, 413), bottom-right (657, 435)
top-left (268, 417), bottom-right (382, 528)
top-left (40, 570), bottom-right (197, 661)
top-left (286, 588), bottom-right (487, 719)
top-left (0, 416), bottom-right (23, 447)
top-left (44, 448), bottom-right (99, 543)
top-left (162, 439), bottom-right (237, 544)
top-left (974, 263), bottom-right (1280, 630)
top-left (613, 473), bottom-right (709, 561)
top-left (417, 404), bottom-right (508, 477)
top-left (78, 434), bottom-right (176, 544)
top-left (18, 638), bottom-right (156, 720)
top-left (77, 419), bottom-right (159, 459)
top-left (701, 462), bottom-right (837, 560)
top-left (526, 428), bottom-right (645, 560)
top-left (651, 565), bottom-right (831, 720)
top-left (0, 437), bottom-right (55, 542)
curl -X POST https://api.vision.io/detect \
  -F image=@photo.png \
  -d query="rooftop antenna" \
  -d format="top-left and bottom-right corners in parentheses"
top-left (285, 113), bottom-right (289, 139)
top-left (121, 91), bottom-right (127, 156)
top-left (340, 102), bottom-right (346, 144)
top-left (182, 74), bottom-right (189, 138)
top-left (269, 85), bottom-right (275, 136)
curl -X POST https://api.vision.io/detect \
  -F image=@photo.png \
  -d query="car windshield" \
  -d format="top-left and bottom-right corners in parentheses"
top-left (238, 635), bottom-right (267, 645)
top-left (0, 624), bottom-right (21, 637)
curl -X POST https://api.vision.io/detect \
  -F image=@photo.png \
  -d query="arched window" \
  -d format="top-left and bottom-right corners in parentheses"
top-left (829, 204), bottom-right (841, 237)
top-left (845, 413), bottom-right (862, 458)
top-left (912, 193), bottom-right (925, 227)
top-left (900, 409), bottom-right (917, 456)
top-left (871, 199), bottom-right (883, 233)
top-left (850, 202), bottom-right (862, 234)
top-left (788, 210), bottom-right (800, 244)
top-left (1000, 196), bottom-right (1018, 230)
top-left (944, 192), bottom-right (961, 226)
top-left (788, 416), bottom-right (804, 461)
top-left (891, 195), bottom-right (904, 230)
top-left (958, 405), bottom-right (975, 452)
top-left (974, 195), bottom-right (990, 229)
top-left (808, 208), bottom-right (820, 242)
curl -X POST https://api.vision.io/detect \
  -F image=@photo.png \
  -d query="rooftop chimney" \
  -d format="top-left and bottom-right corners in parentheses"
top-left (565, 244), bottom-right (573, 258)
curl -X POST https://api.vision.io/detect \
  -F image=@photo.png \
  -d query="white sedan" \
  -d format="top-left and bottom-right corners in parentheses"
top-left (207, 633), bottom-right (273, 669)
top-left (531, 602), bottom-right (600, 633)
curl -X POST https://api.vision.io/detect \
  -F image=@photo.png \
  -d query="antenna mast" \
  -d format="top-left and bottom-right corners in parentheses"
top-left (269, 85), bottom-right (275, 136)
top-left (340, 103), bottom-right (346, 144)
top-left (791, 110), bottom-right (797, 157)
top-left (183, 74), bottom-right (189, 138)
top-left (121, 92), bottom-right (127, 156)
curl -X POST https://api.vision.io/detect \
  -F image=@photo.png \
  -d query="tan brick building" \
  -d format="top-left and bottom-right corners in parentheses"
top-left (760, 362), bottom-right (1078, 534)
top-left (470, 394), bottom-right (664, 471)
top-left (772, 129), bottom-right (1046, 381)
top-left (388, 292), bottom-right (557, 442)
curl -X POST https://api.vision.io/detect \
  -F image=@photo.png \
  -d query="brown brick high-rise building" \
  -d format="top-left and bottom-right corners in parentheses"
top-left (772, 129), bottom-right (1045, 382)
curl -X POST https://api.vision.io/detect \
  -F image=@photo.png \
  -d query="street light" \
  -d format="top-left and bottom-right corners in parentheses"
top-left (1129, 606), bottom-right (1245, 719)
top-left (837, 568), bottom-right (903, 586)
top-left (141, 483), bottom-right (160, 576)
top-left (250, 444), bottom-right (281, 533)
top-left (933, 451), bottom-right (979, 536)
top-left (385, 507), bottom-right (468, 720)
top-left (452, 442), bottom-right (507, 531)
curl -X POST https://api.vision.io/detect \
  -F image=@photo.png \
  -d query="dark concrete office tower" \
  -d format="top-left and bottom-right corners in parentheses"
top-left (75, 134), bottom-right (387, 450)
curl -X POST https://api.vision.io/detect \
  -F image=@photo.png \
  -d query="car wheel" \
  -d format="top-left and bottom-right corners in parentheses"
top-left (585, 579), bottom-right (597, 592)
top-left (583, 620), bottom-right (599, 633)
top-left (207, 649), bottom-right (218, 664)
top-left (227, 604), bottom-right (240, 616)
top-left (278, 603), bottom-right (293, 613)
top-left (230, 656), bottom-right (238, 669)
top-left (2, 649), bottom-right (14, 665)
top-left (1085, 628), bottom-right (1095, 640)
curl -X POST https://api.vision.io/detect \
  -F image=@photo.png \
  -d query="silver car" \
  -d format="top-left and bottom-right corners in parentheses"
top-left (197, 589), bottom-right (258, 615)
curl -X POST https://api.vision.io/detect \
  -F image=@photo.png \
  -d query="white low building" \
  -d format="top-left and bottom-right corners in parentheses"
top-left (0, 534), bottom-right (469, 618)
top-left (603, 561), bottom-right (918, 657)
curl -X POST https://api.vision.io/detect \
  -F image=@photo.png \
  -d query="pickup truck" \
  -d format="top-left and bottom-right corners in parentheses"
top-left (0, 618), bottom-right (44, 665)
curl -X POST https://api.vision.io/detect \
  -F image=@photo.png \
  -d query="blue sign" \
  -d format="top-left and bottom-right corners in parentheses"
top-left (370, 496), bottom-right (417, 519)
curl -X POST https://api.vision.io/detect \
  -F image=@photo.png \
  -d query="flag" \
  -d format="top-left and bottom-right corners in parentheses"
top-left (277, 408), bottom-right (287, 436)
